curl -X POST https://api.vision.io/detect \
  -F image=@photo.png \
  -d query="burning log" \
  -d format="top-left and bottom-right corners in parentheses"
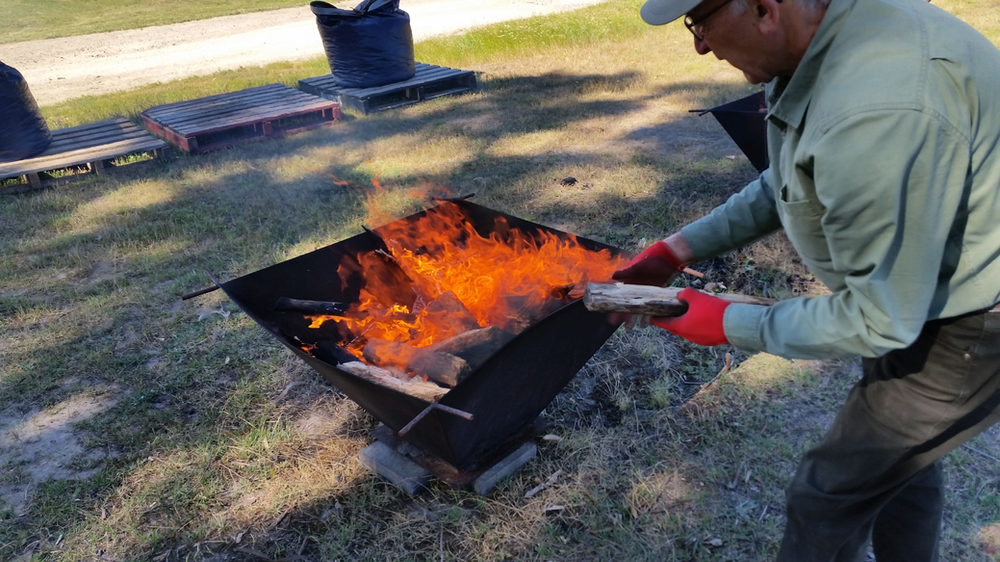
top-left (312, 340), bottom-right (448, 400)
top-left (420, 291), bottom-right (481, 333)
top-left (501, 295), bottom-right (542, 334)
top-left (583, 283), bottom-right (775, 316)
top-left (363, 338), bottom-right (472, 387)
top-left (336, 361), bottom-right (449, 402)
top-left (549, 282), bottom-right (587, 300)
top-left (274, 297), bottom-right (350, 316)
top-left (427, 326), bottom-right (513, 370)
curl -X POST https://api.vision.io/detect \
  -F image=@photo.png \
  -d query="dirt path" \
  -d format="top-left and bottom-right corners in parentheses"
top-left (4, 0), bottom-right (608, 106)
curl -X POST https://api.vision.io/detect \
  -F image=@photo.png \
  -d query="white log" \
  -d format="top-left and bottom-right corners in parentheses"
top-left (583, 283), bottom-right (775, 316)
top-left (337, 361), bottom-right (448, 402)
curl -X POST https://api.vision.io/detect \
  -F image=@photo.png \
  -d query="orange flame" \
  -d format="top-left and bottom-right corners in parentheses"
top-left (309, 189), bottom-right (625, 363)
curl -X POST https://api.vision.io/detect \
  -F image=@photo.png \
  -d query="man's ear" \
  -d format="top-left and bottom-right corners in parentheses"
top-left (755, 0), bottom-right (782, 33)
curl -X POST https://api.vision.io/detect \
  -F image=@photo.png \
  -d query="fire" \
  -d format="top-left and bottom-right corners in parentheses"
top-left (309, 200), bottom-right (626, 361)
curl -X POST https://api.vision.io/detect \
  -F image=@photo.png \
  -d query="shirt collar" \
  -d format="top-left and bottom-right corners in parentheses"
top-left (767, 0), bottom-right (856, 129)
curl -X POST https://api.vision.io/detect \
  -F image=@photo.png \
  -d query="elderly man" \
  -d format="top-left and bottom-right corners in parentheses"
top-left (613, 0), bottom-right (1000, 559)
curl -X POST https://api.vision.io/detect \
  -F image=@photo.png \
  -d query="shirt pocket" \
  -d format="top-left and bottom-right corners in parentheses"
top-left (777, 184), bottom-right (831, 265)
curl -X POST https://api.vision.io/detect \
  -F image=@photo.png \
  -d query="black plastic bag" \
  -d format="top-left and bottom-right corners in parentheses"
top-left (311, 0), bottom-right (416, 89)
top-left (0, 61), bottom-right (52, 163)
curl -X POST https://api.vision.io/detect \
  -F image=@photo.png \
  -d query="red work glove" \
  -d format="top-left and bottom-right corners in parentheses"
top-left (651, 287), bottom-right (730, 346)
top-left (611, 240), bottom-right (684, 287)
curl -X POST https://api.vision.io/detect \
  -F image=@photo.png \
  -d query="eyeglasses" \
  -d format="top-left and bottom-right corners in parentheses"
top-left (684, 0), bottom-right (737, 41)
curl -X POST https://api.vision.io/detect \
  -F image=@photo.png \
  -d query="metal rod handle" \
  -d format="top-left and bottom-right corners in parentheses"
top-left (398, 402), bottom-right (474, 437)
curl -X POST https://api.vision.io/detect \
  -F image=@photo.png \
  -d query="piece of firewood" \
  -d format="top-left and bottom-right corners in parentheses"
top-left (410, 350), bottom-right (471, 387)
top-left (501, 294), bottom-right (541, 334)
top-left (421, 291), bottom-right (481, 333)
top-left (363, 338), bottom-right (471, 387)
top-left (314, 339), bottom-right (409, 380)
top-left (336, 361), bottom-right (449, 402)
top-left (427, 325), bottom-right (513, 370)
top-left (583, 283), bottom-right (775, 316)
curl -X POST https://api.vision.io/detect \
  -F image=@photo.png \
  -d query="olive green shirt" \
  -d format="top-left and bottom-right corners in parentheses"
top-left (681, 0), bottom-right (1000, 358)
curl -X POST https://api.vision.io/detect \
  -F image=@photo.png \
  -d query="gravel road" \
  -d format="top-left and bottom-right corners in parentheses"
top-left (3, 0), bottom-right (608, 106)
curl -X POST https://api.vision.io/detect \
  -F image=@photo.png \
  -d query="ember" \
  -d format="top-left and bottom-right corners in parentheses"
top-left (304, 201), bottom-right (625, 384)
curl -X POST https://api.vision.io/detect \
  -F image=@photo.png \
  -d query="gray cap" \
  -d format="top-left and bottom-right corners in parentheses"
top-left (640, 0), bottom-right (703, 25)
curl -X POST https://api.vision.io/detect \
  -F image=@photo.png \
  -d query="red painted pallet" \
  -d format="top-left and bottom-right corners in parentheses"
top-left (0, 118), bottom-right (168, 194)
top-left (140, 84), bottom-right (341, 153)
top-left (299, 62), bottom-right (476, 115)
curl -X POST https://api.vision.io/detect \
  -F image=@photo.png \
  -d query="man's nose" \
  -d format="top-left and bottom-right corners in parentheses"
top-left (694, 35), bottom-right (712, 55)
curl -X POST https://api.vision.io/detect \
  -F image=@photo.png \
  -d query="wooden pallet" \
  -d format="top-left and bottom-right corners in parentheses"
top-left (0, 118), bottom-right (168, 194)
top-left (140, 84), bottom-right (341, 154)
top-left (298, 63), bottom-right (477, 115)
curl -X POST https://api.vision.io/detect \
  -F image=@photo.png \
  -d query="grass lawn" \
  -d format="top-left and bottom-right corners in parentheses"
top-left (2, 1), bottom-right (1000, 561)
top-left (1, 0), bottom-right (308, 44)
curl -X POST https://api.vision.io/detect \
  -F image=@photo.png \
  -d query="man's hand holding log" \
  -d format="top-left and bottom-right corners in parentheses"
top-left (600, 234), bottom-right (770, 346)
top-left (610, 234), bottom-right (695, 287)
top-left (610, 239), bottom-right (685, 287)
top-left (606, 234), bottom-right (687, 328)
top-left (649, 287), bottom-right (731, 346)
top-left (584, 282), bottom-right (774, 345)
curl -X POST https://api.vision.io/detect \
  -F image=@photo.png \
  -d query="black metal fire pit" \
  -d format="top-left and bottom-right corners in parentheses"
top-left (208, 200), bottom-right (625, 471)
top-left (691, 90), bottom-right (769, 172)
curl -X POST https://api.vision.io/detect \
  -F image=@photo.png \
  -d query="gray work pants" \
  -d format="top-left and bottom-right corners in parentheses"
top-left (777, 307), bottom-right (1000, 562)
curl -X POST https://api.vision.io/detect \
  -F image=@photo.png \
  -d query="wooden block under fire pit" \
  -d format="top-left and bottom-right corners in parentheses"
top-left (370, 421), bottom-right (542, 493)
top-left (140, 84), bottom-right (340, 153)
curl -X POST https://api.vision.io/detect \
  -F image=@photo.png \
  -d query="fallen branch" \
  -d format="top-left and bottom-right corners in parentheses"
top-left (525, 468), bottom-right (563, 498)
top-left (681, 267), bottom-right (705, 279)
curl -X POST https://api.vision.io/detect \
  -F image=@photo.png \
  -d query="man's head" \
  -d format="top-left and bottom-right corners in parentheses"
top-left (641, 0), bottom-right (830, 84)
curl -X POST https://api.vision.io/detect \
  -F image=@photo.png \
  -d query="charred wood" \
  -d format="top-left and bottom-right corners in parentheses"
top-left (549, 283), bottom-right (576, 299)
top-left (274, 297), bottom-right (350, 316)
top-left (309, 338), bottom-right (356, 364)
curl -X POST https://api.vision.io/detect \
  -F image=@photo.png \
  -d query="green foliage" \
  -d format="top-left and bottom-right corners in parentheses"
top-left (1, 0), bottom-right (308, 44)
top-left (414, 0), bottom-right (647, 67)
top-left (39, 60), bottom-right (331, 130)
